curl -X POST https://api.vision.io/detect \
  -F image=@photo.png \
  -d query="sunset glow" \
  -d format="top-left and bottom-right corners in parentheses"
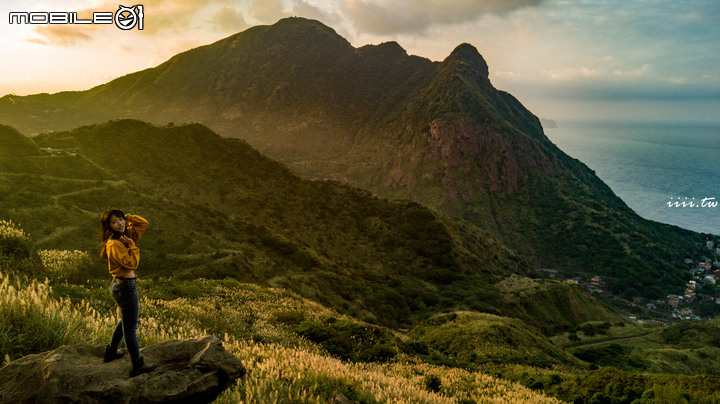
top-left (1, 0), bottom-right (718, 122)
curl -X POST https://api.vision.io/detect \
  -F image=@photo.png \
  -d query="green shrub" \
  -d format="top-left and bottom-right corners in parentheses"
top-left (0, 220), bottom-right (33, 258)
top-left (0, 219), bottom-right (42, 276)
top-left (272, 309), bottom-right (306, 325)
top-left (38, 250), bottom-right (94, 284)
top-left (292, 318), bottom-right (399, 363)
top-left (424, 374), bottom-right (442, 393)
top-left (579, 323), bottom-right (596, 336)
top-left (356, 344), bottom-right (396, 363)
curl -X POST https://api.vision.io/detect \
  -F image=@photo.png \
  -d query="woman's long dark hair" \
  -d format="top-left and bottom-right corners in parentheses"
top-left (100, 208), bottom-right (127, 258)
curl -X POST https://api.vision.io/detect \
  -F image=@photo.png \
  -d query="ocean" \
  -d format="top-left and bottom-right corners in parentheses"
top-left (544, 120), bottom-right (720, 236)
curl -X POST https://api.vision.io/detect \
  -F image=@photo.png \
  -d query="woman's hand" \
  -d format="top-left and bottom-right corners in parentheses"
top-left (119, 235), bottom-right (134, 245)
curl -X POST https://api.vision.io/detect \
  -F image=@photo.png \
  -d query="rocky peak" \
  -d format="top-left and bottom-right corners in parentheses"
top-left (442, 43), bottom-right (489, 79)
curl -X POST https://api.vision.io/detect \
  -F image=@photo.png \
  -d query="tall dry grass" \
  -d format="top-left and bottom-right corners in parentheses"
top-left (0, 218), bottom-right (561, 403)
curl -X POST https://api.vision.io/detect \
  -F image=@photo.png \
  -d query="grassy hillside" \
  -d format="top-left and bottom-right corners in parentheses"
top-left (558, 319), bottom-right (720, 376)
top-left (0, 124), bottom-right (42, 156)
top-left (0, 218), bottom-right (569, 403)
top-left (5, 121), bottom-right (514, 328)
top-left (3, 212), bottom-right (720, 403)
top-left (407, 311), bottom-right (585, 370)
top-left (0, 119), bottom-right (630, 334)
top-left (493, 275), bottom-right (625, 335)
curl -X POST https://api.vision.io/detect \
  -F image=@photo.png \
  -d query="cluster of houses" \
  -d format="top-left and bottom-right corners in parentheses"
top-left (564, 275), bottom-right (605, 295)
top-left (552, 238), bottom-right (720, 322)
top-left (645, 239), bottom-right (720, 321)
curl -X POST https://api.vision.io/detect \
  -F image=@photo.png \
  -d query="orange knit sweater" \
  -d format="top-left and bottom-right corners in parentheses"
top-left (103, 214), bottom-right (148, 278)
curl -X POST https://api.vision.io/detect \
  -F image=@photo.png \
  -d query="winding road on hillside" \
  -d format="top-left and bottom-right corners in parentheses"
top-left (567, 332), bottom-right (653, 349)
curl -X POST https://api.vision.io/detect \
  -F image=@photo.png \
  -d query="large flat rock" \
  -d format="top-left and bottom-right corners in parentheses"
top-left (0, 335), bottom-right (245, 403)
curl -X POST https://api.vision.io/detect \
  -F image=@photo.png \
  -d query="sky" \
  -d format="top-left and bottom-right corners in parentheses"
top-left (1, 0), bottom-right (719, 123)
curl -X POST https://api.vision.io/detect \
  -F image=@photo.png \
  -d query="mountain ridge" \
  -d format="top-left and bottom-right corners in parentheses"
top-left (4, 118), bottom-right (624, 332)
top-left (0, 124), bottom-right (42, 156)
top-left (0, 17), bottom-right (710, 300)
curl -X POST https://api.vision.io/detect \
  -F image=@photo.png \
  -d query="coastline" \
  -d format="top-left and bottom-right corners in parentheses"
top-left (545, 119), bottom-right (719, 236)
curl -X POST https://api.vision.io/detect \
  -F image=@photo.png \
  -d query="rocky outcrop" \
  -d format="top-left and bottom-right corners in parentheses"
top-left (423, 118), bottom-right (561, 197)
top-left (442, 42), bottom-right (490, 79)
top-left (330, 390), bottom-right (359, 404)
top-left (0, 335), bottom-right (245, 404)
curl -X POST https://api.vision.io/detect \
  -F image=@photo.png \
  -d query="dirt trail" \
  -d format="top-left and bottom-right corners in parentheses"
top-left (567, 332), bottom-right (652, 349)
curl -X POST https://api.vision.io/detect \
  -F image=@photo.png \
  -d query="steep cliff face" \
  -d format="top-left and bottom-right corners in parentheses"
top-left (423, 118), bottom-right (561, 196)
top-left (384, 117), bottom-right (562, 198)
top-left (369, 42), bottom-right (564, 199)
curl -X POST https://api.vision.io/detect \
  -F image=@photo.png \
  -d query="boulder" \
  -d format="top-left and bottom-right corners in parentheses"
top-left (330, 390), bottom-right (360, 404)
top-left (0, 335), bottom-right (245, 404)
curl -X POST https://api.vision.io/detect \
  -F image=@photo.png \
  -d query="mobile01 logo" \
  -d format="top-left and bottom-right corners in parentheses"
top-left (9, 5), bottom-right (144, 31)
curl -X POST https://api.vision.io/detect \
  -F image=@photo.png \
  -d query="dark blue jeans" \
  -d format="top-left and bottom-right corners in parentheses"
top-left (109, 278), bottom-right (141, 362)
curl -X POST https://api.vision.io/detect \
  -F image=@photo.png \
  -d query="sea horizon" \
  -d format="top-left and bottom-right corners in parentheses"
top-left (545, 119), bottom-right (719, 237)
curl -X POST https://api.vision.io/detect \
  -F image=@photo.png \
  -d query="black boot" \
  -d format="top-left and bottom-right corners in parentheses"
top-left (130, 356), bottom-right (156, 378)
top-left (104, 345), bottom-right (126, 363)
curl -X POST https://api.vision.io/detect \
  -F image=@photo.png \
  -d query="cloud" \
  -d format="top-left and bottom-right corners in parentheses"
top-left (541, 64), bottom-right (655, 83)
top-left (24, 0), bottom-right (218, 45)
top-left (342, 0), bottom-right (545, 35)
top-left (612, 64), bottom-right (653, 78)
top-left (512, 75), bottom-right (720, 103)
top-left (531, 62), bottom-right (717, 100)
top-left (241, 0), bottom-right (343, 30)
top-left (492, 70), bottom-right (519, 79)
top-left (131, 0), bottom-right (217, 34)
top-left (541, 66), bottom-right (604, 82)
top-left (208, 6), bottom-right (249, 32)
top-left (17, 0), bottom-right (352, 47)
top-left (248, 0), bottom-right (287, 23)
top-left (26, 25), bottom-right (92, 46)
top-left (292, 0), bottom-right (342, 26)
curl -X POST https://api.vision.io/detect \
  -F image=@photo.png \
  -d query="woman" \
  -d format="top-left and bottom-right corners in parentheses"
top-left (100, 208), bottom-right (156, 377)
